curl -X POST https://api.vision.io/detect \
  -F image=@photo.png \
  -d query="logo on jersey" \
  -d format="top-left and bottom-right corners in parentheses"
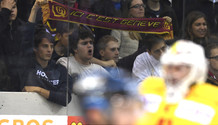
top-left (36, 70), bottom-right (59, 85)
top-left (175, 100), bottom-right (215, 124)
top-left (36, 70), bottom-right (48, 79)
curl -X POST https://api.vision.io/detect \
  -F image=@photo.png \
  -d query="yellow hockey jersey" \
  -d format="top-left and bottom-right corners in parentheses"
top-left (136, 77), bottom-right (218, 125)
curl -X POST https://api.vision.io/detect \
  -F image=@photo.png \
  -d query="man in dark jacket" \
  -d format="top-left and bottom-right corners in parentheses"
top-left (0, 0), bottom-right (25, 91)
top-left (143, 0), bottom-right (179, 37)
top-left (20, 30), bottom-right (73, 106)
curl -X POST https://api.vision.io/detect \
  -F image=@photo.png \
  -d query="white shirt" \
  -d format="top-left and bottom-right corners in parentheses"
top-left (132, 52), bottom-right (161, 83)
top-left (57, 56), bottom-right (109, 78)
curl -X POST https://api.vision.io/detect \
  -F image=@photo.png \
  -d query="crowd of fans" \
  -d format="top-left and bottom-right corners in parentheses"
top-left (1, 0), bottom-right (218, 124)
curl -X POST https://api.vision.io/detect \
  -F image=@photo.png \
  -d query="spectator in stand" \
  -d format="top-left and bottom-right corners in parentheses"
top-left (57, 25), bottom-right (108, 79)
top-left (97, 35), bottom-right (120, 78)
top-left (132, 35), bottom-right (166, 83)
top-left (18, 0), bottom-right (73, 106)
top-left (184, 11), bottom-right (210, 48)
top-left (52, 22), bottom-right (76, 61)
top-left (172, 0), bottom-right (218, 34)
top-left (111, 0), bottom-right (145, 58)
top-left (143, 0), bottom-right (179, 37)
top-left (21, 30), bottom-right (73, 106)
top-left (205, 41), bottom-right (218, 86)
top-left (0, 0), bottom-right (25, 91)
top-left (116, 34), bottom-right (170, 74)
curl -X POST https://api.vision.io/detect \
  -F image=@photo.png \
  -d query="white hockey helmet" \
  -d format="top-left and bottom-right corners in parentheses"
top-left (161, 40), bottom-right (208, 85)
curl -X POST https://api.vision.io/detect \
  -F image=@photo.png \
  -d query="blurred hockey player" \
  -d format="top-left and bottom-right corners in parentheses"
top-left (137, 40), bottom-right (218, 125)
top-left (74, 70), bottom-right (143, 125)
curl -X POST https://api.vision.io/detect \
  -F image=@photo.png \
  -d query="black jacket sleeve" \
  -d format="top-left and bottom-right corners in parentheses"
top-left (117, 45), bottom-right (146, 72)
top-left (48, 64), bottom-right (73, 106)
top-left (0, 8), bottom-right (11, 33)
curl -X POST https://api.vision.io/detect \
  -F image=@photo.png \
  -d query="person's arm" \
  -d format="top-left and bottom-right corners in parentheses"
top-left (23, 86), bottom-right (50, 99)
top-left (19, 0), bottom-right (45, 56)
top-left (56, 57), bottom-right (68, 68)
top-left (28, 0), bottom-right (47, 23)
top-left (91, 57), bottom-right (117, 67)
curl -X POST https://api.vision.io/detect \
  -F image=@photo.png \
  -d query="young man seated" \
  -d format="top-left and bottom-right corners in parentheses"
top-left (97, 35), bottom-right (120, 77)
top-left (57, 25), bottom-right (108, 79)
top-left (132, 36), bottom-right (166, 83)
top-left (20, 30), bottom-right (73, 106)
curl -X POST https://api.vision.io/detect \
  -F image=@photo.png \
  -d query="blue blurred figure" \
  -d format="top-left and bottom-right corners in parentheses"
top-left (73, 71), bottom-right (143, 125)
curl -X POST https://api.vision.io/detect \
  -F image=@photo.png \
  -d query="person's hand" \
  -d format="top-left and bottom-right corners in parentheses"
top-left (32, 0), bottom-right (48, 10)
top-left (1, 0), bottom-right (16, 10)
top-left (163, 16), bottom-right (172, 23)
top-left (23, 86), bottom-right (41, 93)
top-left (103, 60), bottom-right (117, 67)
